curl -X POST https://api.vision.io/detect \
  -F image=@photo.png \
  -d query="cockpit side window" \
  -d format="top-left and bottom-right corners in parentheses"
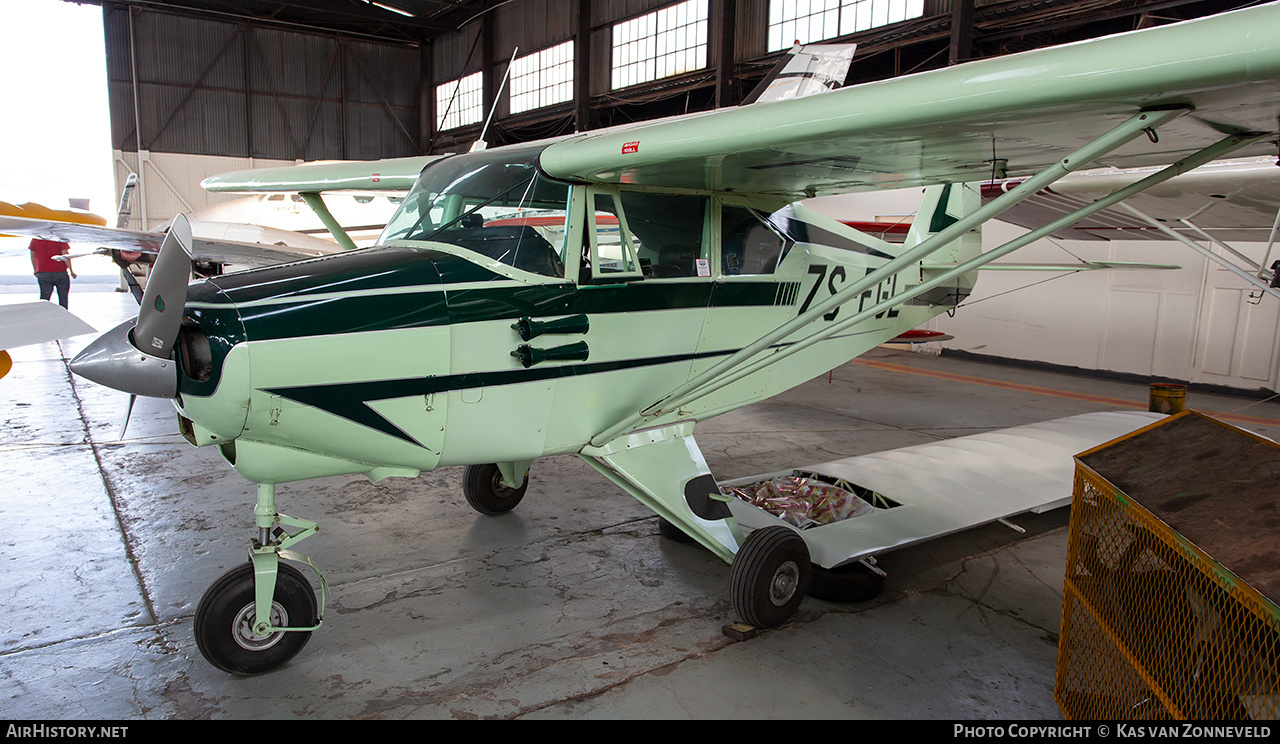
top-left (618, 192), bottom-right (708, 278)
top-left (721, 205), bottom-right (788, 275)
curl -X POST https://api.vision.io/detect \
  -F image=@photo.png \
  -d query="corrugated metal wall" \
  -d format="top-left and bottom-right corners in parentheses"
top-left (103, 0), bottom-right (968, 164)
top-left (104, 2), bottom-right (421, 164)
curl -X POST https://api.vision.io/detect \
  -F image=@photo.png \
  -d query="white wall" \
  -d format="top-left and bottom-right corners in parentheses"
top-left (806, 189), bottom-right (1280, 392)
top-left (113, 151), bottom-right (295, 232)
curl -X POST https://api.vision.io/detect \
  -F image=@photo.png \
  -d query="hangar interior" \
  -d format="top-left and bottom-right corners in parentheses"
top-left (3, 0), bottom-right (1280, 720)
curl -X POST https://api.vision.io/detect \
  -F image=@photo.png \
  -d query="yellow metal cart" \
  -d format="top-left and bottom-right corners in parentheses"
top-left (1056, 410), bottom-right (1280, 720)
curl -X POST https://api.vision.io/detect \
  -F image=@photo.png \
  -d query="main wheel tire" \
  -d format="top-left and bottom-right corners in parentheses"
top-left (729, 526), bottom-right (811, 628)
top-left (807, 562), bottom-right (885, 603)
top-left (462, 463), bottom-right (528, 515)
top-left (657, 517), bottom-right (696, 544)
top-left (194, 562), bottom-right (317, 675)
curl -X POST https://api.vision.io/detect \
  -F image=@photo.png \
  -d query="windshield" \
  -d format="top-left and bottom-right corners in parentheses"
top-left (379, 145), bottom-right (571, 278)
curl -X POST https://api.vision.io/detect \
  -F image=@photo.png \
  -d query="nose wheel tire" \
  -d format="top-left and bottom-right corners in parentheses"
top-left (729, 526), bottom-right (811, 628)
top-left (194, 562), bottom-right (317, 675)
top-left (462, 463), bottom-right (528, 515)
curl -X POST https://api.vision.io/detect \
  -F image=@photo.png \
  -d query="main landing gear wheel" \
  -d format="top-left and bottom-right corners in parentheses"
top-left (194, 562), bottom-right (317, 675)
top-left (729, 526), bottom-right (811, 628)
top-left (658, 517), bottom-right (696, 544)
top-left (807, 562), bottom-right (885, 603)
top-left (462, 463), bottom-right (528, 515)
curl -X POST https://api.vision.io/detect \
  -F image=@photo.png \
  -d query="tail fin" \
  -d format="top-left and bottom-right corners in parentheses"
top-left (742, 43), bottom-right (857, 105)
top-left (115, 172), bottom-right (138, 229)
top-left (906, 183), bottom-right (983, 308)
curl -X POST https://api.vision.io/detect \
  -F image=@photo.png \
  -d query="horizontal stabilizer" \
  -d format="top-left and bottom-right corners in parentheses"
top-left (984, 156), bottom-right (1280, 242)
top-left (0, 301), bottom-right (97, 350)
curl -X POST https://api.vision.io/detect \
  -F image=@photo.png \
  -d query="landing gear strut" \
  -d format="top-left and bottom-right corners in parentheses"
top-left (193, 482), bottom-right (327, 675)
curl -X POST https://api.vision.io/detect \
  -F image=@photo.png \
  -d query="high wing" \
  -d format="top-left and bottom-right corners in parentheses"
top-left (580, 4), bottom-right (1280, 449)
top-left (200, 155), bottom-right (439, 195)
top-left (0, 156), bottom-right (438, 270)
top-left (199, 155), bottom-right (440, 252)
top-left (723, 411), bottom-right (1164, 569)
top-left (538, 4), bottom-right (1280, 198)
top-left (984, 156), bottom-right (1280, 243)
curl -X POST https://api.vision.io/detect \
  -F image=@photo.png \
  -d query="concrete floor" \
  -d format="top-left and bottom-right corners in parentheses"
top-left (3, 279), bottom-right (1280, 720)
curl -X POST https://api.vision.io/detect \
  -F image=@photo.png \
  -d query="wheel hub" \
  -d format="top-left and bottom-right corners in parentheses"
top-left (231, 600), bottom-right (289, 651)
top-left (490, 471), bottom-right (517, 498)
top-left (769, 560), bottom-right (801, 607)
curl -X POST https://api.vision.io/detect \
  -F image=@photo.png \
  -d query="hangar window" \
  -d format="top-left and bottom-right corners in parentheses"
top-left (436, 71), bottom-right (484, 131)
top-left (510, 41), bottom-right (575, 114)
top-left (767, 0), bottom-right (924, 52)
top-left (611, 0), bottom-right (708, 90)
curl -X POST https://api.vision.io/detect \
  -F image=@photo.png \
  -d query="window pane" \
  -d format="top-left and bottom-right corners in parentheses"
top-left (436, 71), bottom-right (483, 130)
top-left (509, 40), bottom-right (575, 114)
top-left (722, 206), bottom-right (787, 275)
top-left (610, 0), bottom-right (708, 90)
top-left (768, 0), bottom-right (922, 50)
top-left (619, 191), bottom-right (707, 278)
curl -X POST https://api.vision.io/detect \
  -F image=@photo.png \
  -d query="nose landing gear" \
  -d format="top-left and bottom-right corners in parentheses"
top-left (193, 482), bottom-right (327, 675)
top-left (194, 561), bottom-right (318, 675)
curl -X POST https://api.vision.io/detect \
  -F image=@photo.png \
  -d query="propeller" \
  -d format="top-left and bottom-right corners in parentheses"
top-left (132, 214), bottom-right (192, 359)
top-left (69, 214), bottom-right (194, 404)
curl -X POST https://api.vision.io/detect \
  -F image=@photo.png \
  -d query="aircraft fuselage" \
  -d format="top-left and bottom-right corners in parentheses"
top-left (171, 229), bottom-right (946, 485)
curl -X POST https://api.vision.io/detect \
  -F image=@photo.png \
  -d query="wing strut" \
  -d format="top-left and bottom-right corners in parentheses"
top-left (591, 111), bottom-right (1265, 447)
top-left (298, 193), bottom-right (359, 252)
top-left (1119, 203), bottom-right (1280, 301)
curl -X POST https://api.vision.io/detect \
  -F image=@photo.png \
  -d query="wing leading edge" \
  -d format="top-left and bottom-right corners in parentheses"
top-left (0, 214), bottom-right (332, 269)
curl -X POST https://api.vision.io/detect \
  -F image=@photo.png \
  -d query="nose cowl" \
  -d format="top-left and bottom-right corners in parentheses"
top-left (70, 319), bottom-right (179, 398)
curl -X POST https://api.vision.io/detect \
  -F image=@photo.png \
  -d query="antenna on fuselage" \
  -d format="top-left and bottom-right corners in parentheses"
top-left (470, 47), bottom-right (519, 153)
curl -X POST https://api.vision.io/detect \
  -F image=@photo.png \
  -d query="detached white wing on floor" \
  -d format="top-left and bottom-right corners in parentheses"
top-left (724, 410), bottom-right (1164, 569)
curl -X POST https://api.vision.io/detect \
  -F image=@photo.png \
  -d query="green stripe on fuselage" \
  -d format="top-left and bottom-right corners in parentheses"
top-left (188, 246), bottom-right (790, 343)
top-left (178, 246), bottom-right (795, 397)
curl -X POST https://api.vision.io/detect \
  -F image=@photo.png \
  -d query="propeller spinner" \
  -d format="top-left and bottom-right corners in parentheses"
top-left (70, 215), bottom-right (194, 399)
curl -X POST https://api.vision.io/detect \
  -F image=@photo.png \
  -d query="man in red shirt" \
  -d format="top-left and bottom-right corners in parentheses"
top-left (29, 238), bottom-right (76, 308)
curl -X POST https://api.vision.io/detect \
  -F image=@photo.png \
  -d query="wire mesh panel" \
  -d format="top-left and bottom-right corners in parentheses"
top-left (1056, 412), bottom-right (1280, 720)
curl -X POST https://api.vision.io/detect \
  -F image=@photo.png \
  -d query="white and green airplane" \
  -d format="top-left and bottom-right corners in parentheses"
top-left (27, 4), bottom-right (1280, 674)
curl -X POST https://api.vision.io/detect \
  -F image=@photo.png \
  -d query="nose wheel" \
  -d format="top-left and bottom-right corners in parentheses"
top-left (194, 561), bottom-right (318, 675)
top-left (729, 526), bottom-right (811, 628)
